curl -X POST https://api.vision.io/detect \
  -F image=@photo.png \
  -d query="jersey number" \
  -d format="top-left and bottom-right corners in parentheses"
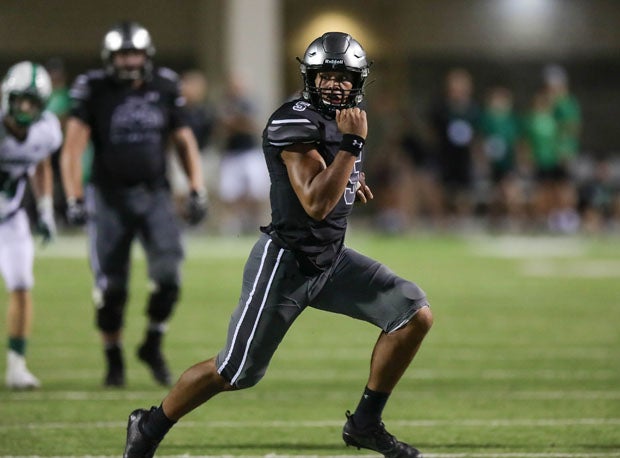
top-left (343, 153), bottom-right (362, 206)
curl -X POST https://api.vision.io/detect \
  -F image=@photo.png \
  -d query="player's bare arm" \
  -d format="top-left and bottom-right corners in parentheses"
top-left (282, 106), bottom-right (371, 220)
top-left (31, 157), bottom-right (53, 200)
top-left (60, 117), bottom-right (90, 200)
top-left (171, 126), bottom-right (205, 193)
top-left (282, 144), bottom-right (355, 220)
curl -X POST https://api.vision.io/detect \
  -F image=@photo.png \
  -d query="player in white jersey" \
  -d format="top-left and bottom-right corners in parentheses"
top-left (0, 61), bottom-right (62, 389)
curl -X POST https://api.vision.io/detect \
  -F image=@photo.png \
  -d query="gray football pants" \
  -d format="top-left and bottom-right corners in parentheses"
top-left (85, 184), bottom-right (184, 330)
top-left (216, 233), bottom-right (429, 388)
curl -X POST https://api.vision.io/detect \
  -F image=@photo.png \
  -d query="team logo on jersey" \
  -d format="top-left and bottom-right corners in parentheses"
top-left (110, 97), bottom-right (164, 144)
top-left (145, 92), bottom-right (160, 103)
top-left (292, 101), bottom-right (310, 112)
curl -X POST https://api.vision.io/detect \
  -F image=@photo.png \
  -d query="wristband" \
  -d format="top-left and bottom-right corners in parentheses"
top-left (340, 134), bottom-right (365, 157)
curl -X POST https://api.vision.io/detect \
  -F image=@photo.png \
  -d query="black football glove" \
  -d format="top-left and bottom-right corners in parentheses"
top-left (66, 197), bottom-right (87, 226)
top-left (186, 189), bottom-right (208, 226)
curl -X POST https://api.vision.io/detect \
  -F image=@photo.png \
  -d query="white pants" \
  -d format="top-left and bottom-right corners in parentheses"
top-left (0, 210), bottom-right (34, 291)
top-left (218, 148), bottom-right (270, 203)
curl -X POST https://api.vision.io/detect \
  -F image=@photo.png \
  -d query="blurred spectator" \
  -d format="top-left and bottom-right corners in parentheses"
top-left (180, 69), bottom-right (215, 152)
top-left (45, 57), bottom-right (71, 128)
top-left (365, 92), bottom-right (415, 233)
top-left (44, 57), bottom-right (94, 224)
top-left (169, 69), bottom-right (216, 210)
top-left (44, 57), bottom-right (72, 220)
top-left (429, 68), bottom-right (481, 225)
top-left (543, 64), bottom-right (582, 232)
top-left (478, 85), bottom-right (525, 231)
top-left (399, 103), bottom-right (443, 230)
top-left (520, 88), bottom-right (579, 233)
top-left (578, 155), bottom-right (620, 233)
top-left (544, 64), bottom-right (582, 167)
top-left (214, 77), bottom-right (269, 235)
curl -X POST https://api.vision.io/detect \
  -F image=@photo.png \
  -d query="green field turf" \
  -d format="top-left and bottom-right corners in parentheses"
top-left (0, 231), bottom-right (619, 457)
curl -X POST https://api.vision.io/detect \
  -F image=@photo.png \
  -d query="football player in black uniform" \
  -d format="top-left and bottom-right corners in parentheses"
top-left (123, 32), bottom-right (433, 458)
top-left (60, 21), bottom-right (207, 388)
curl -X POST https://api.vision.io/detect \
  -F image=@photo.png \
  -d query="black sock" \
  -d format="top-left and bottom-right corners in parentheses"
top-left (142, 329), bottom-right (163, 352)
top-left (105, 343), bottom-right (123, 371)
top-left (353, 386), bottom-right (390, 428)
top-left (141, 405), bottom-right (176, 440)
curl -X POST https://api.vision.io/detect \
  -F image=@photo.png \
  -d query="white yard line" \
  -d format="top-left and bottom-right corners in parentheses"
top-left (3, 453), bottom-right (620, 458)
top-left (1, 418), bottom-right (619, 431)
top-left (468, 235), bottom-right (588, 258)
top-left (4, 389), bottom-right (620, 402)
top-left (17, 367), bottom-right (619, 382)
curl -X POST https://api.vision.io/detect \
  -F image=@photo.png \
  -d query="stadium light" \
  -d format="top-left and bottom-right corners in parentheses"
top-left (294, 12), bottom-right (375, 59)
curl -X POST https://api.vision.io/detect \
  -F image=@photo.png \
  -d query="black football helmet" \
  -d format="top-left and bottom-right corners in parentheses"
top-left (101, 21), bottom-right (155, 81)
top-left (298, 32), bottom-right (370, 114)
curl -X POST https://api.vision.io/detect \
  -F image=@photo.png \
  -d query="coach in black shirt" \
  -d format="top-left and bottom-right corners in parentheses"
top-left (60, 21), bottom-right (207, 388)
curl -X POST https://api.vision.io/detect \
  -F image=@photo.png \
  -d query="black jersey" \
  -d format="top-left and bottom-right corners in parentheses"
top-left (262, 99), bottom-right (363, 274)
top-left (69, 68), bottom-right (189, 188)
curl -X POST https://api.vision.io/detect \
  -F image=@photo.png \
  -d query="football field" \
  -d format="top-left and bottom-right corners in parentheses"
top-left (1, 230), bottom-right (619, 457)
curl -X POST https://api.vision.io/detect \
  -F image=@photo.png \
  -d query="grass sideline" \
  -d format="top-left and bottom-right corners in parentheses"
top-left (0, 231), bottom-right (619, 456)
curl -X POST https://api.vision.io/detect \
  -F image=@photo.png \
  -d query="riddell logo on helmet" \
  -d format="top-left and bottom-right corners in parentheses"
top-left (324, 59), bottom-right (344, 65)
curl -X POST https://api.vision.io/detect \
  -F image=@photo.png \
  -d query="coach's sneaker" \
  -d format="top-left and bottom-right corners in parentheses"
top-left (343, 411), bottom-right (422, 458)
top-left (123, 407), bottom-right (161, 458)
top-left (137, 344), bottom-right (172, 386)
top-left (5, 350), bottom-right (41, 390)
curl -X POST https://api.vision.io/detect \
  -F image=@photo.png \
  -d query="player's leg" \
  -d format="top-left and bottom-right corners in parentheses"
top-left (87, 186), bottom-right (134, 387)
top-left (137, 187), bottom-right (184, 386)
top-left (313, 248), bottom-right (432, 457)
top-left (0, 211), bottom-right (40, 389)
top-left (124, 234), bottom-right (307, 457)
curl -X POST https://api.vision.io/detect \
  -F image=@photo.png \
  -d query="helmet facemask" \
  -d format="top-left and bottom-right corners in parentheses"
top-left (303, 67), bottom-right (366, 113)
top-left (8, 93), bottom-right (45, 126)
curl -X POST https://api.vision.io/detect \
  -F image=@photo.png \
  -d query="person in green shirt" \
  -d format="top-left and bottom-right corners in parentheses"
top-left (521, 82), bottom-right (580, 233)
top-left (478, 85), bottom-right (524, 230)
top-left (543, 64), bottom-right (582, 232)
top-left (544, 64), bottom-right (582, 162)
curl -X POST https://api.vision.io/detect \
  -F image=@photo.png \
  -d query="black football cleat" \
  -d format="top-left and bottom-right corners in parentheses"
top-left (103, 366), bottom-right (125, 387)
top-left (342, 411), bottom-right (423, 458)
top-left (137, 344), bottom-right (172, 386)
top-left (123, 407), bottom-right (161, 458)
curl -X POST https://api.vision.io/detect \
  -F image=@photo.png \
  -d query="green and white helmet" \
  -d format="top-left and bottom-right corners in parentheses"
top-left (1, 61), bottom-right (52, 126)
